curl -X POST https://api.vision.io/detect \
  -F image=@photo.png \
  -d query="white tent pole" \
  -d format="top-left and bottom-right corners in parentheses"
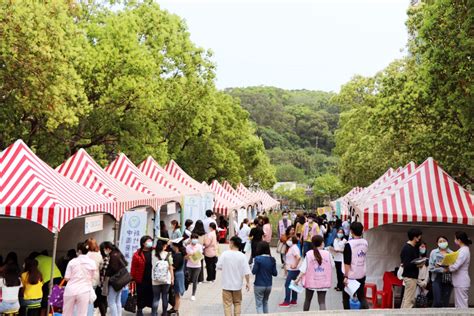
top-left (114, 220), bottom-right (120, 245)
top-left (46, 228), bottom-right (59, 316)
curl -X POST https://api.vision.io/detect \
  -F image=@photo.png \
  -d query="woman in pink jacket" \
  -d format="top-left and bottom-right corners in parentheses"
top-left (204, 222), bottom-right (219, 283)
top-left (295, 235), bottom-right (334, 311)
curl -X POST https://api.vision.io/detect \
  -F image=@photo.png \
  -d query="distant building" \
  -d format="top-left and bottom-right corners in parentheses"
top-left (272, 181), bottom-right (297, 191)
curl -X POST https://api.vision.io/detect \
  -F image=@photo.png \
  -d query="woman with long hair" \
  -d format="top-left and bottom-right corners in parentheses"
top-left (332, 228), bottom-right (346, 291)
top-left (131, 235), bottom-right (154, 316)
top-left (168, 241), bottom-right (186, 315)
top-left (170, 220), bottom-right (182, 240)
top-left (0, 262), bottom-right (22, 312)
top-left (447, 231), bottom-right (472, 309)
top-left (296, 235), bottom-right (334, 311)
top-left (101, 241), bottom-right (127, 316)
top-left (204, 222), bottom-right (218, 283)
top-left (238, 218), bottom-right (251, 253)
top-left (85, 238), bottom-right (103, 316)
top-left (63, 242), bottom-right (97, 316)
top-left (151, 241), bottom-right (173, 316)
top-left (20, 257), bottom-right (43, 312)
top-left (279, 235), bottom-right (301, 308)
top-left (192, 220), bottom-right (206, 282)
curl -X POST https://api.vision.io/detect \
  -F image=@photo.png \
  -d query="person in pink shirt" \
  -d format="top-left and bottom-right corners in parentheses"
top-left (186, 234), bottom-right (204, 301)
top-left (204, 222), bottom-right (219, 283)
top-left (279, 236), bottom-right (301, 307)
top-left (262, 216), bottom-right (272, 243)
top-left (63, 242), bottom-right (97, 316)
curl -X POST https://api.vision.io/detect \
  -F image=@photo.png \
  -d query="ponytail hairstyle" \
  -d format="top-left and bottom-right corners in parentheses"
top-left (455, 231), bottom-right (472, 246)
top-left (311, 235), bottom-right (324, 266)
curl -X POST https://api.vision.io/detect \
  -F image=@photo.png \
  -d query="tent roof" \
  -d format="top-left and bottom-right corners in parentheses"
top-left (202, 182), bottom-right (232, 216)
top-left (210, 180), bottom-right (244, 209)
top-left (138, 156), bottom-right (196, 196)
top-left (57, 149), bottom-right (161, 217)
top-left (105, 154), bottom-right (182, 207)
top-left (255, 190), bottom-right (279, 210)
top-left (1, 140), bottom-right (118, 232)
top-left (164, 160), bottom-right (209, 194)
top-left (236, 183), bottom-right (262, 206)
top-left (359, 157), bottom-right (474, 230)
top-left (222, 181), bottom-right (252, 206)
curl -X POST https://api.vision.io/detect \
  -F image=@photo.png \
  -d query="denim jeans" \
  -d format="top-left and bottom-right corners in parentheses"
top-left (254, 286), bottom-right (272, 313)
top-left (152, 284), bottom-right (170, 316)
top-left (303, 241), bottom-right (312, 256)
top-left (432, 274), bottom-right (452, 307)
top-left (284, 270), bottom-right (299, 303)
top-left (107, 285), bottom-right (122, 316)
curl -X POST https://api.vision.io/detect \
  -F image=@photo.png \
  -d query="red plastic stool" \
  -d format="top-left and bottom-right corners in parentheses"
top-left (364, 283), bottom-right (378, 308)
top-left (376, 290), bottom-right (389, 308)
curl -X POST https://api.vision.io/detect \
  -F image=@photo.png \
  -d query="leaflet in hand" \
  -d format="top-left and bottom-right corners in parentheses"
top-left (190, 251), bottom-right (204, 263)
top-left (440, 251), bottom-right (459, 266)
top-left (344, 279), bottom-right (360, 297)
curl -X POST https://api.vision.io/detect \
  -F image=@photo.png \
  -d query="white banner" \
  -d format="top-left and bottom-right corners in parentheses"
top-left (203, 192), bottom-right (214, 212)
top-left (84, 214), bottom-right (103, 234)
top-left (184, 195), bottom-right (203, 223)
top-left (167, 202), bottom-right (176, 215)
top-left (119, 209), bottom-right (147, 269)
top-left (237, 207), bottom-right (247, 227)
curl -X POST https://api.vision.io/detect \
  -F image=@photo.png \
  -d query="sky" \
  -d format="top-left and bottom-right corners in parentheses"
top-left (158, 0), bottom-right (409, 92)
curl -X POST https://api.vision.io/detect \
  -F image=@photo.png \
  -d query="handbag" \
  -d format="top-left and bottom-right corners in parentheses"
top-left (109, 267), bottom-right (132, 291)
top-left (123, 282), bottom-right (137, 313)
top-left (441, 272), bottom-right (452, 284)
top-left (49, 279), bottom-right (66, 309)
top-left (415, 293), bottom-right (428, 308)
top-left (101, 277), bottom-right (109, 296)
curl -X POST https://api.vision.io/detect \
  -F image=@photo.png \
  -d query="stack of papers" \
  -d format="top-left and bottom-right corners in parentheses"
top-left (441, 251), bottom-right (459, 266)
top-left (344, 279), bottom-right (361, 297)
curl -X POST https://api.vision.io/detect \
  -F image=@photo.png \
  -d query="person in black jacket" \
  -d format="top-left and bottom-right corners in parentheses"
top-left (168, 241), bottom-right (186, 315)
top-left (400, 228), bottom-right (423, 309)
top-left (100, 242), bottom-right (127, 316)
top-left (249, 218), bottom-right (264, 265)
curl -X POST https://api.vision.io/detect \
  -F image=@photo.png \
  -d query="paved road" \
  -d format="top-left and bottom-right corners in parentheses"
top-left (119, 245), bottom-right (344, 315)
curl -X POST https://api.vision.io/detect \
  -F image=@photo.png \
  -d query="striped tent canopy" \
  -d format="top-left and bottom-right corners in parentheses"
top-left (210, 180), bottom-right (244, 208)
top-left (164, 160), bottom-right (209, 194)
top-left (255, 190), bottom-right (279, 210)
top-left (330, 187), bottom-right (364, 220)
top-left (236, 183), bottom-right (261, 206)
top-left (202, 182), bottom-right (233, 216)
top-left (57, 149), bottom-right (161, 218)
top-left (222, 181), bottom-right (253, 207)
top-left (0, 140), bottom-right (118, 232)
top-left (138, 156), bottom-right (196, 195)
top-left (105, 154), bottom-right (182, 207)
top-left (358, 157), bottom-right (474, 230)
top-left (351, 167), bottom-right (395, 207)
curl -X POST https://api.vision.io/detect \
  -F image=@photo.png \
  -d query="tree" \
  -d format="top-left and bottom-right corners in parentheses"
top-left (312, 174), bottom-right (348, 200)
top-left (275, 164), bottom-right (306, 182)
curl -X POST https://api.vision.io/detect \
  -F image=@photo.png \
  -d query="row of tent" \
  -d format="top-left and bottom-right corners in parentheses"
top-left (0, 139), bottom-right (280, 233)
top-left (331, 157), bottom-right (474, 230)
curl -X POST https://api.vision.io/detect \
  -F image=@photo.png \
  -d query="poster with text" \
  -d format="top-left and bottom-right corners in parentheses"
top-left (202, 192), bottom-right (215, 212)
top-left (184, 195), bottom-right (203, 223)
top-left (119, 209), bottom-right (147, 269)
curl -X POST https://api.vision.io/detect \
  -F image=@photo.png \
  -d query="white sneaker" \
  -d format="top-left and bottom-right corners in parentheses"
top-left (191, 295), bottom-right (196, 301)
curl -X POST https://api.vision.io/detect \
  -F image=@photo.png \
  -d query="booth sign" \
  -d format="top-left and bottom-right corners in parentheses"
top-left (85, 214), bottom-right (104, 234)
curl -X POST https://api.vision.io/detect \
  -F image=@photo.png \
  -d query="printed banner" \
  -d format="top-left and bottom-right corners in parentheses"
top-left (202, 192), bottom-right (214, 211)
top-left (84, 214), bottom-right (103, 234)
top-left (119, 209), bottom-right (147, 269)
top-left (184, 195), bottom-right (204, 223)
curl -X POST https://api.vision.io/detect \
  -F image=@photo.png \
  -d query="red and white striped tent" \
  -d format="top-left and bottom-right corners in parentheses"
top-left (330, 187), bottom-right (364, 220)
top-left (209, 180), bottom-right (245, 215)
top-left (164, 160), bottom-right (209, 194)
top-left (138, 156), bottom-right (197, 195)
top-left (105, 154), bottom-right (182, 207)
top-left (201, 182), bottom-right (233, 216)
top-left (236, 183), bottom-right (262, 206)
top-left (255, 190), bottom-right (280, 210)
top-left (0, 140), bottom-right (118, 232)
top-left (222, 181), bottom-right (253, 207)
top-left (57, 149), bottom-right (161, 218)
top-left (357, 157), bottom-right (474, 230)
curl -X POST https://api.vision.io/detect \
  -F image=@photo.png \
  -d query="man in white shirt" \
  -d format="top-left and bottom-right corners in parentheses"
top-left (203, 210), bottom-right (217, 233)
top-left (217, 236), bottom-right (251, 316)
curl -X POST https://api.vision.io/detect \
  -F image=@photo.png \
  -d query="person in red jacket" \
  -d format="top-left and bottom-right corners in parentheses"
top-left (131, 235), bottom-right (154, 316)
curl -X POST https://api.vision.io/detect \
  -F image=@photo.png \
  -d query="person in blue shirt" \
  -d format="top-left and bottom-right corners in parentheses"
top-left (252, 242), bottom-right (278, 314)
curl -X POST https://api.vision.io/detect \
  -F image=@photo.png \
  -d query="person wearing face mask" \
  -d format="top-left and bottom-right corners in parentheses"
top-left (131, 235), bottom-right (155, 316)
top-left (332, 228), bottom-right (347, 291)
top-left (185, 233), bottom-right (204, 301)
top-left (279, 236), bottom-right (301, 307)
top-left (416, 242), bottom-right (429, 305)
top-left (278, 211), bottom-right (292, 265)
top-left (428, 236), bottom-right (453, 307)
top-left (447, 231), bottom-right (472, 309)
top-left (301, 214), bottom-right (320, 256)
top-left (400, 228), bottom-right (423, 308)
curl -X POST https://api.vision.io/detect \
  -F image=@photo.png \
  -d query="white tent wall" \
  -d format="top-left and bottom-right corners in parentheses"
top-left (365, 222), bottom-right (474, 305)
top-left (0, 214), bottom-right (116, 264)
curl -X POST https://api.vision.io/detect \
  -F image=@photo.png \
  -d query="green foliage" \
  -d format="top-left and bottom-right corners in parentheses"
top-left (0, 1), bottom-right (275, 188)
top-left (226, 87), bottom-right (340, 182)
top-left (274, 186), bottom-right (309, 206)
top-left (334, 0), bottom-right (473, 187)
top-left (312, 173), bottom-right (348, 200)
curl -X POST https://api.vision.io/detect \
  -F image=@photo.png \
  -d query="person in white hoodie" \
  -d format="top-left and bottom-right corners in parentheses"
top-left (238, 219), bottom-right (251, 253)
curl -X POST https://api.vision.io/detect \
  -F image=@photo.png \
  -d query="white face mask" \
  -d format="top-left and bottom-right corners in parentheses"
top-left (286, 240), bottom-right (293, 247)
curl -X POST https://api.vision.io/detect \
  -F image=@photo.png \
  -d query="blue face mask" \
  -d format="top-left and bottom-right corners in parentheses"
top-left (337, 233), bottom-right (344, 239)
top-left (192, 239), bottom-right (198, 245)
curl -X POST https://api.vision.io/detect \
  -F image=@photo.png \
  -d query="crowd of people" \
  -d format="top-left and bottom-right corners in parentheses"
top-left (0, 209), bottom-right (471, 316)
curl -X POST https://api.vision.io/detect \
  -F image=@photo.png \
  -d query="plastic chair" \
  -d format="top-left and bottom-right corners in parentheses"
top-left (364, 283), bottom-right (378, 308)
top-left (376, 290), bottom-right (389, 308)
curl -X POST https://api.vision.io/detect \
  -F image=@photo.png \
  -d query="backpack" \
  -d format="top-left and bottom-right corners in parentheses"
top-left (152, 253), bottom-right (171, 284)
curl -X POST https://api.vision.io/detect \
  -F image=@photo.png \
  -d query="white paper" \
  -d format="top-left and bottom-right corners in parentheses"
top-left (344, 279), bottom-right (361, 297)
top-left (289, 280), bottom-right (304, 294)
